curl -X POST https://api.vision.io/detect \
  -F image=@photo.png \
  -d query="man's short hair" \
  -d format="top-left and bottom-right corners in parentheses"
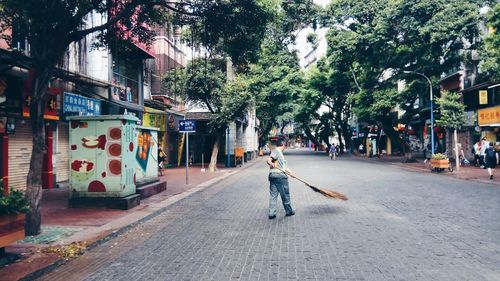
top-left (276, 138), bottom-right (286, 147)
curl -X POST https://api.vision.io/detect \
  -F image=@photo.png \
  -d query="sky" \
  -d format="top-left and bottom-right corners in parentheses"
top-left (296, 0), bottom-right (330, 69)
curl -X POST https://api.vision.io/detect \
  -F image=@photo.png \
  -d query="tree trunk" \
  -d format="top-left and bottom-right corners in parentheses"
top-left (334, 126), bottom-right (344, 153)
top-left (304, 127), bottom-right (320, 150)
top-left (25, 67), bottom-right (51, 236)
top-left (380, 117), bottom-right (403, 154)
top-left (403, 127), bottom-right (414, 162)
top-left (454, 128), bottom-right (459, 172)
top-left (208, 136), bottom-right (220, 172)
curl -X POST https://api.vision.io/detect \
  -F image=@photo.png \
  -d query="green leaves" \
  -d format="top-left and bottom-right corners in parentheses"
top-left (0, 188), bottom-right (29, 215)
top-left (435, 90), bottom-right (466, 129)
top-left (321, 0), bottom-right (482, 125)
top-left (163, 58), bottom-right (226, 113)
top-left (163, 57), bottom-right (256, 133)
top-left (480, 3), bottom-right (500, 80)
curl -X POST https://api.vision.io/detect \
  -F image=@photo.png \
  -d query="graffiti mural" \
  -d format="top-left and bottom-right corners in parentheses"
top-left (135, 128), bottom-right (159, 181)
top-left (68, 116), bottom-right (138, 198)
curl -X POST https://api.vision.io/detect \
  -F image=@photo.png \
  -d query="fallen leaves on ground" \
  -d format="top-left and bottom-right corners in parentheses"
top-left (42, 242), bottom-right (88, 259)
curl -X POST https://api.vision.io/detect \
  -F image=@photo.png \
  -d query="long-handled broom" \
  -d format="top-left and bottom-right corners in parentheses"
top-left (274, 167), bottom-right (348, 201)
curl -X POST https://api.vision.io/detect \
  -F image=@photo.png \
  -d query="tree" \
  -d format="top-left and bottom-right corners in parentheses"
top-left (0, 0), bottom-right (271, 235)
top-left (435, 91), bottom-right (466, 172)
top-left (480, 3), bottom-right (500, 80)
top-left (250, 38), bottom-right (303, 147)
top-left (303, 55), bottom-right (355, 153)
top-left (321, 0), bottom-right (483, 157)
top-left (249, 0), bottom-right (319, 146)
top-left (164, 58), bottom-right (254, 171)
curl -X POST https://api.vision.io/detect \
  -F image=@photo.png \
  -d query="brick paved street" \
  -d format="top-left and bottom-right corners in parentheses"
top-left (37, 150), bottom-right (500, 281)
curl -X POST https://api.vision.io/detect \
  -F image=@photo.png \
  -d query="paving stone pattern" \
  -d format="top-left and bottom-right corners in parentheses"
top-left (39, 150), bottom-right (500, 281)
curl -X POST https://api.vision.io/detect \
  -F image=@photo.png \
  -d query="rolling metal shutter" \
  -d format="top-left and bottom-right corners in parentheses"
top-left (56, 123), bottom-right (69, 183)
top-left (8, 122), bottom-right (33, 191)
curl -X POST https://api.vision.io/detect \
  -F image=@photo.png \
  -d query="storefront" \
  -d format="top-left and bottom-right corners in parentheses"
top-left (0, 73), bottom-right (61, 191)
top-left (165, 111), bottom-right (184, 166)
top-left (478, 105), bottom-right (500, 141)
top-left (461, 81), bottom-right (500, 150)
top-left (143, 106), bottom-right (166, 151)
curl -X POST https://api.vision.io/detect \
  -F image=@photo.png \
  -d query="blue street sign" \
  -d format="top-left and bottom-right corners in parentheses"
top-left (179, 119), bottom-right (196, 132)
top-left (63, 92), bottom-right (101, 116)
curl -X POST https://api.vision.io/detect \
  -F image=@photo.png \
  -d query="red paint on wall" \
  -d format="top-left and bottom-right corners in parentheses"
top-left (88, 180), bottom-right (106, 192)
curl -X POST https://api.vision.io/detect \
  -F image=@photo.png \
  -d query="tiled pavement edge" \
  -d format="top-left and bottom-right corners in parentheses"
top-left (32, 150), bottom-right (500, 281)
top-left (346, 154), bottom-right (500, 185)
top-left (2, 160), bottom-right (260, 281)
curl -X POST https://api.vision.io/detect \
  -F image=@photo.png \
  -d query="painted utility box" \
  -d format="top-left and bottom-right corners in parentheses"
top-left (135, 126), bottom-right (159, 183)
top-left (68, 115), bottom-right (159, 199)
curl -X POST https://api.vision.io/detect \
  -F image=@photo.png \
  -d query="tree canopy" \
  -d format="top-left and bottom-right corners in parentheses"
top-left (319, 0), bottom-right (484, 151)
top-left (0, 0), bottom-right (277, 235)
top-left (480, 3), bottom-right (500, 80)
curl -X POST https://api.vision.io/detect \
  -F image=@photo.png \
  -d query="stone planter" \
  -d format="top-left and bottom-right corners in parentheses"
top-left (0, 213), bottom-right (25, 248)
top-left (431, 159), bottom-right (449, 169)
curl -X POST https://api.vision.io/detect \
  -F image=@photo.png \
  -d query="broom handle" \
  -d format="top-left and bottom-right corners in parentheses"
top-left (273, 166), bottom-right (311, 186)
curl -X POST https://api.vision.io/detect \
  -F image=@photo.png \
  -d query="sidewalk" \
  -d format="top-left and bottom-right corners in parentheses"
top-left (0, 161), bottom-right (256, 281)
top-left (359, 155), bottom-right (500, 185)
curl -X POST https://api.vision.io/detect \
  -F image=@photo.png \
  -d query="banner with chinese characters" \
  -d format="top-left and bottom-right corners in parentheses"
top-left (479, 90), bottom-right (488, 105)
top-left (22, 87), bottom-right (60, 120)
top-left (63, 92), bottom-right (101, 117)
top-left (142, 107), bottom-right (166, 131)
top-left (478, 106), bottom-right (500, 126)
top-left (21, 70), bottom-right (60, 120)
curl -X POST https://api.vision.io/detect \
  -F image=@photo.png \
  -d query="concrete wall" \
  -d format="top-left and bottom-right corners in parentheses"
top-left (225, 107), bottom-right (259, 161)
top-left (84, 12), bottom-right (110, 83)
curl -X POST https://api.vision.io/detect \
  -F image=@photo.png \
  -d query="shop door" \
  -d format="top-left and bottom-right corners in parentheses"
top-left (56, 122), bottom-right (69, 183)
top-left (8, 121), bottom-right (33, 191)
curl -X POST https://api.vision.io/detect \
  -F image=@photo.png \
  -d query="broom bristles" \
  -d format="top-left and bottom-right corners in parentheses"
top-left (306, 184), bottom-right (348, 201)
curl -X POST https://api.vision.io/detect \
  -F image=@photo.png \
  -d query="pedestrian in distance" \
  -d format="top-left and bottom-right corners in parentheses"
top-left (267, 138), bottom-right (295, 219)
top-left (358, 143), bottom-right (364, 156)
top-left (484, 142), bottom-right (498, 180)
top-left (473, 140), bottom-right (481, 167)
top-left (158, 147), bottom-right (166, 176)
top-left (480, 137), bottom-right (488, 168)
top-left (329, 143), bottom-right (336, 160)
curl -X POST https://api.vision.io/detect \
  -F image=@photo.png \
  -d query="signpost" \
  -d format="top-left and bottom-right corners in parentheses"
top-left (179, 120), bottom-right (196, 184)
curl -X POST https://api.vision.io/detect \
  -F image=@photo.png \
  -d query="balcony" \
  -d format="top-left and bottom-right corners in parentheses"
top-left (111, 72), bottom-right (139, 104)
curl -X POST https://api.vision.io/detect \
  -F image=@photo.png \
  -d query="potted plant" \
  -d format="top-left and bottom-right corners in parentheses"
top-left (430, 153), bottom-right (450, 169)
top-left (0, 181), bottom-right (29, 250)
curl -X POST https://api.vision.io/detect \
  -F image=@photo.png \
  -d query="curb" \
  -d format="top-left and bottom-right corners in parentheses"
top-left (393, 162), bottom-right (500, 185)
top-left (18, 158), bottom-right (262, 280)
top-left (348, 155), bottom-right (500, 185)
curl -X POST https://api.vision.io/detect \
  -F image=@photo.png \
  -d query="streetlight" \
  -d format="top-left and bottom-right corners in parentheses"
top-left (403, 71), bottom-right (435, 155)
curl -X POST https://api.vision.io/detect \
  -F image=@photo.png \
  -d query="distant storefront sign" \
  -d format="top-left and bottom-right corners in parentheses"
top-left (63, 92), bottom-right (101, 117)
top-left (479, 90), bottom-right (488, 105)
top-left (478, 106), bottom-right (500, 126)
top-left (22, 87), bottom-right (60, 120)
top-left (22, 70), bottom-right (60, 120)
top-left (143, 107), bottom-right (166, 130)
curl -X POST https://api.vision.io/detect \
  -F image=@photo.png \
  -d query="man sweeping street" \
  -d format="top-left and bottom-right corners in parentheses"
top-left (267, 138), bottom-right (296, 219)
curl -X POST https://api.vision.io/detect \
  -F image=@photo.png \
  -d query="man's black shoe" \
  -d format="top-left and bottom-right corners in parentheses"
top-left (490, 175), bottom-right (494, 180)
top-left (269, 215), bottom-right (276, 219)
top-left (285, 212), bottom-right (295, 217)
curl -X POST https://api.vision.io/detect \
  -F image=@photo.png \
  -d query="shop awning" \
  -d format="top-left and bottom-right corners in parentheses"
top-left (133, 42), bottom-right (156, 59)
top-left (461, 81), bottom-right (500, 94)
